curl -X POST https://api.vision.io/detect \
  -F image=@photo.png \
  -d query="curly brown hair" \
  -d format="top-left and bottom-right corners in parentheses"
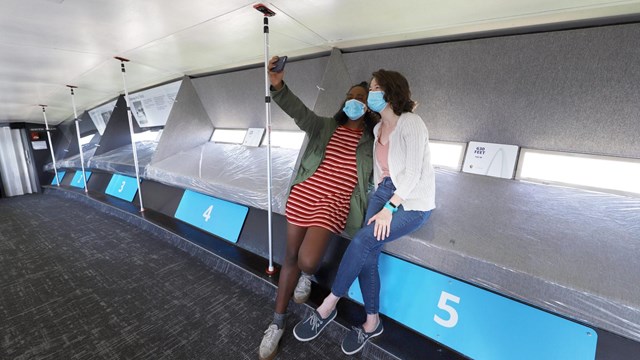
top-left (371, 69), bottom-right (416, 116)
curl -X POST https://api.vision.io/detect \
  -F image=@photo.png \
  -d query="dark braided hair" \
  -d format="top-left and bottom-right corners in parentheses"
top-left (333, 81), bottom-right (379, 134)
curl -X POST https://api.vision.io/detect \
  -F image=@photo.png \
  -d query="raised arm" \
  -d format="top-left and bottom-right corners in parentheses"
top-left (269, 56), bottom-right (333, 136)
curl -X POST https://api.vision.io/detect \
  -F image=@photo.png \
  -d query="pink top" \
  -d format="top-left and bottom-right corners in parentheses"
top-left (375, 139), bottom-right (391, 179)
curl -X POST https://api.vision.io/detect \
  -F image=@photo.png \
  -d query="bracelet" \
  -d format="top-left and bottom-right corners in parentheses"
top-left (384, 201), bottom-right (398, 213)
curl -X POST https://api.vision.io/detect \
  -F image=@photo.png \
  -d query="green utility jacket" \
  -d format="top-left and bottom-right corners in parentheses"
top-left (272, 83), bottom-right (374, 237)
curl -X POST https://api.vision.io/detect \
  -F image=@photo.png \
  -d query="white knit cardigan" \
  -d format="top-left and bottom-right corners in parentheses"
top-left (373, 112), bottom-right (436, 211)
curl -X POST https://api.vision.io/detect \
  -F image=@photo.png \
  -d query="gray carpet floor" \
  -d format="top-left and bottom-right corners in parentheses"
top-left (0, 194), bottom-right (379, 360)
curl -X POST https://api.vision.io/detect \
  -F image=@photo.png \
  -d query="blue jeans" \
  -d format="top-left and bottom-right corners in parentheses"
top-left (331, 177), bottom-right (431, 314)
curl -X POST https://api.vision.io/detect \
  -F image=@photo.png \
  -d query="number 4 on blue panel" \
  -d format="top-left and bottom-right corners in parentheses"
top-left (174, 190), bottom-right (248, 244)
top-left (202, 205), bottom-right (213, 222)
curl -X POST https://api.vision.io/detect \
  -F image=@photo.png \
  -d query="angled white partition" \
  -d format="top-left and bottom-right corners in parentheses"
top-left (80, 80), bottom-right (181, 176)
top-left (146, 52), bottom-right (348, 213)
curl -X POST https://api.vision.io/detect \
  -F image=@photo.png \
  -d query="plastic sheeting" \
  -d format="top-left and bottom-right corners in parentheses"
top-left (44, 142), bottom-right (156, 178)
top-left (41, 129), bottom-right (640, 343)
top-left (146, 142), bottom-right (299, 214)
top-left (44, 146), bottom-right (97, 171)
top-left (88, 141), bottom-right (157, 177)
top-left (383, 168), bottom-right (640, 342)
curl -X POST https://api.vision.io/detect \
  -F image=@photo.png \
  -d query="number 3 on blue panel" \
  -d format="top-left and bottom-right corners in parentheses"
top-left (174, 190), bottom-right (248, 244)
top-left (105, 174), bottom-right (139, 202)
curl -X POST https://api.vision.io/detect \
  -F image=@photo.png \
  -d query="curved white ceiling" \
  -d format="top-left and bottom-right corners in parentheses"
top-left (1, 0), bottom-right (639, 125)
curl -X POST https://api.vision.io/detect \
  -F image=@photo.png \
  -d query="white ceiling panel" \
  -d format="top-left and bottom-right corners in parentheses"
top-left (0, 0), bottom-right (256, 54)
top-left (0, 80), bottom-right (55, 105)
top-left (126, 5), bottom-right (328, 75)
top-left (69, 60), bottom-right (180, 93)
top-left (0, 103), bottom-right (35, 124)
top-left (0, 0), bottom-right (639, 125)
top-left (273, 0), bottom-right (638, 41)
top-left (39, 86), bottom-right (114, 118)
top-left (273, 0), bottom-right (640, 48)
top-left (0, 43), bottom-right (106, 84)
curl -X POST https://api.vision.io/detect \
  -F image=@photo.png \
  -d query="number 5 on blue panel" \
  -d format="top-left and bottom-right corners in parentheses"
top-left (348, 254), bottom-right (597, 360)
top-left (174, 190), bottom-right (248, 244)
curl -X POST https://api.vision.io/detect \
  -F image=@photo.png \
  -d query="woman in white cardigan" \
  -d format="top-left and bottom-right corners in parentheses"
top-left (292, 69), bottom-right (436, 355)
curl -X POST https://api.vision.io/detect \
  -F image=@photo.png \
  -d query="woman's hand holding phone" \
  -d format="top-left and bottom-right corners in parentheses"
top-left (268, 56), bottom-right (287, 90)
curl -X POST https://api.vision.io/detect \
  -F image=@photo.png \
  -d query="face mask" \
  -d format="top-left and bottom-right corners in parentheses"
top-left (367, 91), bottom-right (387, 113)
top-left (342, 99), bottom-right (366, 120)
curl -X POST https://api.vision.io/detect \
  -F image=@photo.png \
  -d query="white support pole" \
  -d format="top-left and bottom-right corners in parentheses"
top-left (255, 4), bottom-right (276, 275)
top-left (115, 57), bottom-right (145, 212)
top-left (68, 86), bottom-right (88, 193)
top-left (41, 105), bottom-right (60, 186)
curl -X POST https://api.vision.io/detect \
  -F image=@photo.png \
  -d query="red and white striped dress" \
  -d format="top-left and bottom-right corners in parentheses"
top-left (285, 126), bottom-right (363, 233)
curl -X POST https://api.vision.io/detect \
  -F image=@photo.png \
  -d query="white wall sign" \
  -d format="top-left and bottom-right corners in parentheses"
top-left (243, 128), bottom-right (265, 147)
top-left (128, 80), bottom-right (181, 128)
top-left (31, 140), bottom-right (47, 150)
top-left (462, 141), bottom-right (519, 179)
top-left (88, 100), bottom-right (117, 135)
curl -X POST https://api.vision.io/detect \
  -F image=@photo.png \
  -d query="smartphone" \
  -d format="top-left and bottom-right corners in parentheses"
top-left (272, 56), bottom-right (288, 73)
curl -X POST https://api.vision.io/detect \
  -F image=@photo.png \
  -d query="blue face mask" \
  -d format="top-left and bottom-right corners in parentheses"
top-left (367, 91), bottom-right (387, 113)
top-left (342, 99), bottom-right (366, 120)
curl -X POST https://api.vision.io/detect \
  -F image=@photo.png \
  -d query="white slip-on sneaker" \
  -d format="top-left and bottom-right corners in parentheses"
top-left (259, 324), bottom-right (284, 360)
top-left (293, 274), bottom-right (312, 304)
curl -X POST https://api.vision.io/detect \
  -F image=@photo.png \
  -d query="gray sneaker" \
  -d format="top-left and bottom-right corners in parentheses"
top-left (341, 321), bottom-right (384, 355)
top-left (259, 324), bottom-right (284, 360)
top-left (293, 309), bottom-right (336, 342)
top-left (293, 274), bottom-right (312, 304)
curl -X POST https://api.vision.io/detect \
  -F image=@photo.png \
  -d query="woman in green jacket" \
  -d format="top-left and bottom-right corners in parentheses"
top-left (259, 56), bottom-right (377, 360)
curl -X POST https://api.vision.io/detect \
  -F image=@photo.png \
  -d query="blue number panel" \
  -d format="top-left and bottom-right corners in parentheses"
top-left (105, 174), bottom-right (140, 202)
top-left (51, 171), bottom-right (66, 185)
top-left (70, 170), bottom-right (92, 188)
top-left (174, 190), bottom-right (249, 243)
top-left (348, 253), bottom-right (597, 360)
